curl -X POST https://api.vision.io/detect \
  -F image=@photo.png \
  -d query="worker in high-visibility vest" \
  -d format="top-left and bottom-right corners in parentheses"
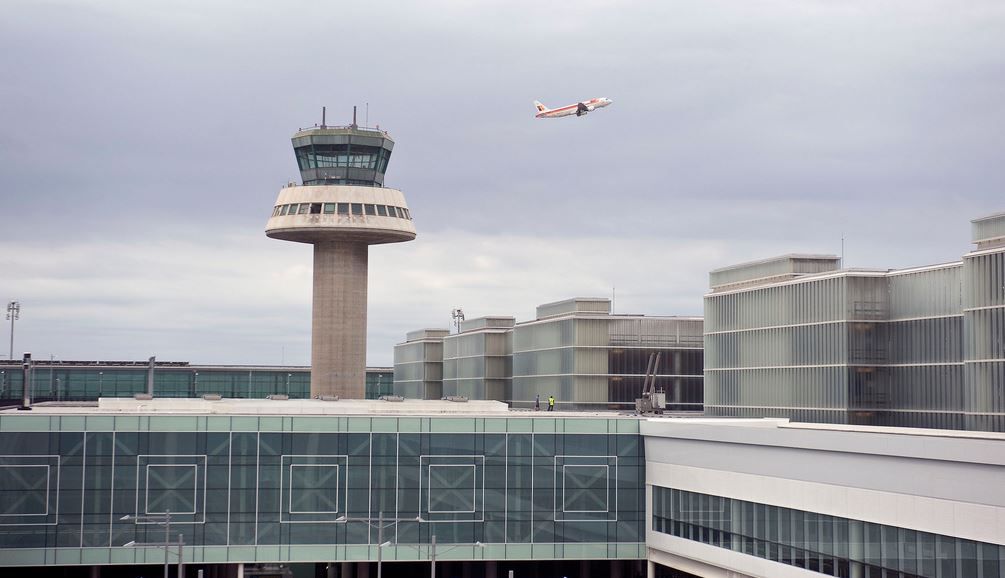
top-left (548, 395), bottom-right (555, 411)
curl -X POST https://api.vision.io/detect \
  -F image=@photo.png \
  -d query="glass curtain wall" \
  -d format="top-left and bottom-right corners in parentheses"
top-left (0, 416), bottom-right (645, 565)
top-left (963, 247), bottom-right (1005, 431)
top-left (0, 366), bottom-right (392, 403)
top-left (652, 487), bottom-right (1005, 578)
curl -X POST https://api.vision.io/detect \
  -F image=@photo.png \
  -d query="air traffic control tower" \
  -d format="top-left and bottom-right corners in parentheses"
top-left (266, 111), bottom-right (415, 399)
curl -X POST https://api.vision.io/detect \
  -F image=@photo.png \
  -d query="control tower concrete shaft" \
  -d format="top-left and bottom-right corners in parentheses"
top-left (266, 116), bottom-right (415, 399)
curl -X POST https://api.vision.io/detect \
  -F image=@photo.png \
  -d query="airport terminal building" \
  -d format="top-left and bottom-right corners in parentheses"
top-left (704, 212), bottom-right (1005, 432)
top-left (393, 298), bottom-right (704, 412)
top-left (0, 399), bottom-right (1003, 578)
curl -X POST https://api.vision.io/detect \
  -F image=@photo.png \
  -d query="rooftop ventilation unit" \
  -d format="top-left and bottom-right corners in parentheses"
top-left (202, 394), bottom-right (222, 401)
top-left (379, 395), bottom-right (404, 402)
top-left (445, 396), bottom-right (469, 403)
top-left (133, 393), bottom-right (153, 401)
top-left (317, 395), bottom-right (339, 402)
top-left (267, 394), bottom-right (289, 400)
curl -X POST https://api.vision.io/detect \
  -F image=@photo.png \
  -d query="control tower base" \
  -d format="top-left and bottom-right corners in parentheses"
top-left (312, 241), bottom-right (368, 398)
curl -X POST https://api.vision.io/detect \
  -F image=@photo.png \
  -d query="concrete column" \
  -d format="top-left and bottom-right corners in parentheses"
top-left (485, 561), bottom-right (497, 578)
top-left (312, 241), bottom-right (368, 399)
top-left (341, 562), bottom-right (353, 578)
top-left (89, 565), bottom-right (100, 578)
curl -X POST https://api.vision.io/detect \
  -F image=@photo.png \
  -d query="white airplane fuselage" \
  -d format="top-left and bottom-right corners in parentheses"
top-left (534, 97), bottom-right (613, 118)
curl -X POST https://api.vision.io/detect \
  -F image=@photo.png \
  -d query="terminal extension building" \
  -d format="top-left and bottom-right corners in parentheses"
top-left (704, 212), bottom-right (1005, 432)
top-left (0, 361), bottom-right (394, 405)
top-left (393, 298), bottom-right (704, 412)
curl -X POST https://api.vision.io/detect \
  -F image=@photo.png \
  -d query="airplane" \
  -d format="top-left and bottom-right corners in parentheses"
top-left (534, 97), bottom-right (613, 118)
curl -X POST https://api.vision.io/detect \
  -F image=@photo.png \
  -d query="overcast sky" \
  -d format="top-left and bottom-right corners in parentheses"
top-left (2, 0), bottom-right (1003, 366)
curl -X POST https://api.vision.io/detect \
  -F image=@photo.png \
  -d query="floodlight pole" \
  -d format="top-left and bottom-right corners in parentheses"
top-left (163, 512), bottom-right (171, 578)
top-left (121, 510), bottom-right (173, 578)
top-left (377, 510), bottom-right (384, 578)
top-left (6, 301), bottom-right (19, 361)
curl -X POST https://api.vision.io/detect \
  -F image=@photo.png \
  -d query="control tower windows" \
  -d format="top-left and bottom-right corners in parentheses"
top-left (295, 145), bottom-right (386, 171)
top-left (272, 203), bottom-right (412, 220)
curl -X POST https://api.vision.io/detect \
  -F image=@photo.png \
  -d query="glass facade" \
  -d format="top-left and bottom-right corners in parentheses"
top-left (963, 246), bottom-right (1005, 432)
top-left (0, 364), bottom-right (394, 404)
top-left (705, 260), bottom-right (1001, 430)
top-left (652, 487), bottom-right (1005, 578)
top-left (442, 321), bottom-right (513, 402)
top-left (396, 301), bottom-right (704, 411)
top-left (706, 216), bottom-right (1005, 431)
top-left (512, 302), bottom-right (704, 411)
top-left (0, 414), bottom-right (644, 566)
top-left (393, 331), bottom-right (448, 400)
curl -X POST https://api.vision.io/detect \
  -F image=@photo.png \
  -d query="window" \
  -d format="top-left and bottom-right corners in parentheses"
top-left (310, 203), bottom-right (322, 214)
top-left (298, 204), bottom-right (309, 215)
top-left (376, 205), bottom-right (388, 217)
top-left (364, 204), bottom-right (376, 216)
top-left (323, 203), bottom-right (336, 214)
top-left (337, 203), bottom-right (350, 215)
top-left (287, 204), bottom-right (298, 215)
top-left (403, 208), bottom-right (411, 219)
top-left (351, 203), bottom-right (363, 215)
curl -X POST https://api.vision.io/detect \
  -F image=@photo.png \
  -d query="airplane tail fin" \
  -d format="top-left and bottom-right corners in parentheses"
top-left (533, 100), bottom-right (548, 112)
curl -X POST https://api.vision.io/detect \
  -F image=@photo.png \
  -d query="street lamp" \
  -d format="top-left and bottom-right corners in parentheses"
top-left (120, 510), bottom-right (184, 578)
top-left (427, 535), bottom-right (485, 578)
top-left (406, 517), bottom-right (485, 578)
top-left (335, 511), bottom-right (420, 578)
top-left (6, 301), bottom-right (19, 361)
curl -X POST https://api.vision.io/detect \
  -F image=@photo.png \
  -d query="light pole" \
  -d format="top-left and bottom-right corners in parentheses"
top-left (336, 511), bottom-right (419, 578)
top-left (390, 530), bottom-right (485, 578)
top-left (120, 510), bottom-right (184, 578)
top-left (6, 301), bottom-right (19, 361)
top-left (451, 308), bottom-right (465, 334)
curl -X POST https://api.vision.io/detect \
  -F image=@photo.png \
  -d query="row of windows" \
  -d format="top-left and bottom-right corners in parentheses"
top-left (0, 369), bottom-right (392, 403)
top-left (271, 202), bottom-right (411, 220)
top-left (295, 144), bottom-right (391, 173)
top-left (653, 487), bottom-right (1005, 578)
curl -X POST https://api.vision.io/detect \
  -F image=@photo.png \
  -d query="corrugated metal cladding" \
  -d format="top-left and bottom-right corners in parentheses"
top-left (709, 254), bottom-right (840, 289)
top-left (395, 298), bottom-right (704, 412)
top-left (536, 298), bottom-right (611, 319)
top-left (405, 328), bottom-right (449, 341)
top-left (972, 212), bottom-right (1005, 244)
top-left (460, 316), bottom-right (515, 332)
top-left (705, 213), bottom-right (1005, 431)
